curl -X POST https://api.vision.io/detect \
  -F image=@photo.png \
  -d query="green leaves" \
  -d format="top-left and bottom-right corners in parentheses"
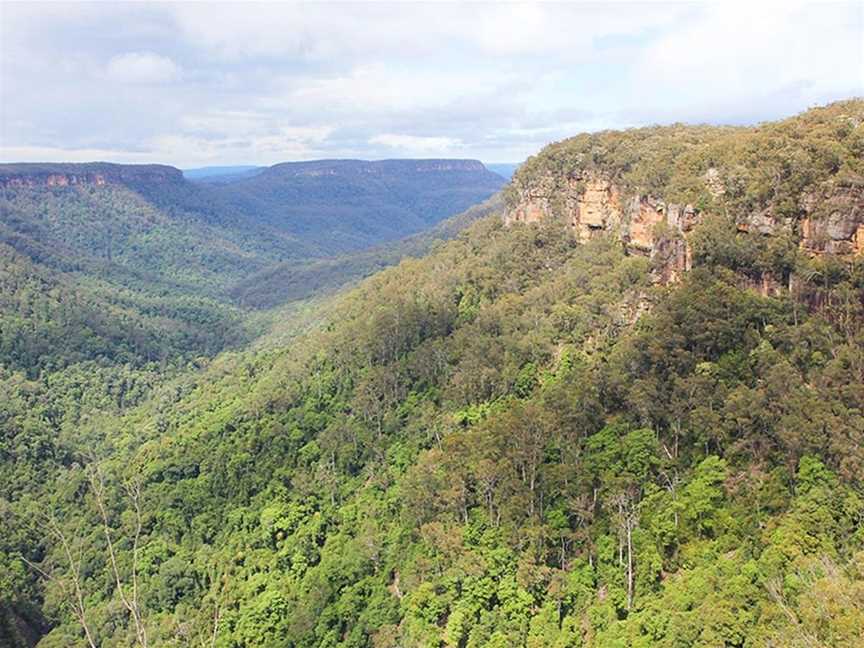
top-left (11, 103), bottom-right (864, 647)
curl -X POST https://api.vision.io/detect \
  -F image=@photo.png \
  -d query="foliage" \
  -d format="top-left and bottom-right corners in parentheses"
top-left (510, 99), bottom-right (864, 220)
top-left (4, 104), bottom-right (864, 647)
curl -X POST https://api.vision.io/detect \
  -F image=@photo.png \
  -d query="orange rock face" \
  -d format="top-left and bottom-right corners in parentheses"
top-left (0, 164), bottom-right (182, 189)
top-left (575, 179), bottom-right (620, 233)
top-left (506, 171), bottom-right (699, 284)
top-left (505, 169), bottom-right (864, 289)
top-left (628, 199), bottom-right (665, 252)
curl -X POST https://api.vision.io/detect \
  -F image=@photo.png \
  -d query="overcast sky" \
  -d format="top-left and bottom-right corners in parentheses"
top-left (1, 1), bottom-right (862, 167)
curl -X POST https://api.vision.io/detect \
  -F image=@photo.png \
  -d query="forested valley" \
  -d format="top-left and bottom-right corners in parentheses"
top-left (2, 101), bottom-right (863, 648)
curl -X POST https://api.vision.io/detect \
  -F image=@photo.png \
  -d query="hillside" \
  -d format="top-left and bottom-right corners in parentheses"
top-left (0, 163), bottom-right (288, 375)
top-left (2, 102), bottom-right (862, 648)
top-left (506, 99), bottom-right (864, 286)
top-left (0, 158), bottom-right (504, 296)
top-left (0, 159), bottom-right (503, 372)
top-left (210, 159), bottom-right (505, 253)
top-left (230, 194), bottom-right (504, 309)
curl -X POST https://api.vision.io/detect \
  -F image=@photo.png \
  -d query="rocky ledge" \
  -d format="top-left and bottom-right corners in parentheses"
top-left (505, 169), bottom-right (864, 287)
top-left (0, 163), bottom-right (184, 189)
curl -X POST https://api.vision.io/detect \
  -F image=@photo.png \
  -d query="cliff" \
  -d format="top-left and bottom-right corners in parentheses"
top-left (0, 162), bottom-right (184, 189)
top-left (263, 158), bottom-right (493, 178)
top-left (212, 158), bottom-right (505, 252)
top-left (504, 100), bottom-right (864, 288)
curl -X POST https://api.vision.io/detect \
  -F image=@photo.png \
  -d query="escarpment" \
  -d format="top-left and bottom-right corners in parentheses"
top-left (0, 163), bottom-right (184, 189)
top-left (505, 172), bottom-right (703, 284)
top-left (504, 100), bottom-right (864, 291)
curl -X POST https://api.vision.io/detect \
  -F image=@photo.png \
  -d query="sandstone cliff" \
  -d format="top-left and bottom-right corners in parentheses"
top-left (506, 171), bottom-right (700, 283)
top-left (504, 101), bottom-right (864, 290)
top-left (0, 163), bottom-right (184, 189)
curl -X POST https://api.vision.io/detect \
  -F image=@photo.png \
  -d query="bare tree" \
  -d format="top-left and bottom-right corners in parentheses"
top-left (22, 463), bottom-right (151, 647)
top-left (613, 491), bottom-right (639, 611)
top-left (87, 464), bottom-right (149, 648)
top-left (22, 511), bottom-right (98, 648)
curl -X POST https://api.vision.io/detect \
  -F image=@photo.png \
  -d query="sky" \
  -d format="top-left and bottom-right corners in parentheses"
top-left (1, 1), bottom-right (862, 167)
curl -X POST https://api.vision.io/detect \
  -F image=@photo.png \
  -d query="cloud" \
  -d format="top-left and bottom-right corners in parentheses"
top-left (628, 2), bottom-right (863, 123)
top-left (0, 2), bottom-right (861, 166)
top-left (0, 144), bottom-right (163, 164)
top-left (106, 52), bottom-right (181, 84)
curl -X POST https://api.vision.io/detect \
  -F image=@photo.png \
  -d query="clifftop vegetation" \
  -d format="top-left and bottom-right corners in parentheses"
top-left (509, 99), bottom-right (864, 218)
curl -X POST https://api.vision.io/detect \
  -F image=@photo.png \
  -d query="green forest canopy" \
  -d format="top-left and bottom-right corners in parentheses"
top-left (1, 101), bottom-right (863, 647)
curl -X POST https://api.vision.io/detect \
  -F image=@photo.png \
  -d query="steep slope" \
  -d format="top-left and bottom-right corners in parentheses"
top-left (0, 163), bottom-right (309, 295)
top-left (0, 159), bottom-right (504, 372)
top-left (506, 99), bottom-right (864, 286)
top-left (211, 159), bottom-right (505, 252)
top-left (1, 159), bottom-right (504, 300)
top-left (0, 163), bottom-right (293, 374)
top-left (19, 215), bottom-right (864, 647)
top-left (0, 157), bottom-right (505, 640)
top-left (229, 193), bottom-right (504, 309)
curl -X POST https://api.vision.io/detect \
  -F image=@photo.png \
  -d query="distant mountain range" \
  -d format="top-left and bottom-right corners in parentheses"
top-left (485, 162), bottom-right (521, 179)
top-left (184, 160), bottom-right (523, 182)
top-left (203, 159), bottom-right (504, 253)
top-left (0, 158), bottom-right (503, 263)
top-left (0, 158), bottom-right (504, 372)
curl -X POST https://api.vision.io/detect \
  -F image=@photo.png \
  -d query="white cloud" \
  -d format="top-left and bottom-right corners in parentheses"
top-left (0, 144), bottom-right (161, 164)
top-left (631, 2), bottom-right (863, 121)
top-left (106, 52), bottom-right (181, 84)
top-left (168, 2), bottom-right (690, 62)
top-left (1, 2), bottom-right (861, 166)
top-left (369, 134), bottom-right (463, 154)
top-left (281, 63), bottom-right (513, 116)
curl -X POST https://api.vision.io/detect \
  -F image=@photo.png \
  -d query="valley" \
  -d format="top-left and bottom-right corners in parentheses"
top-left (2, 101), bottom-right (863, 648)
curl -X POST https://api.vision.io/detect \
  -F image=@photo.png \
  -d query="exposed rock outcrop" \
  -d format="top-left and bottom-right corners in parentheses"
top-left (505, 169), bottom-right (864, 287)
top-left (505, 171), bottom-right (700, 283)
top-left (0, 163), bottom-right (184, 189)
top-left (799, 183), bottom-right (864, 255)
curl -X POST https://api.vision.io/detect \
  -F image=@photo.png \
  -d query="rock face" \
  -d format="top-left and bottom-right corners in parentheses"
top-left (505, 169), bottom-right (864, 287)
top-left (0, 163), bottom-right (184, 189)
top-left (505, 171), bottom-right (701, 283)
top-left (799, 184), bottom-right (864, 255)
top-left (264, 159), bottom-right (494, 178)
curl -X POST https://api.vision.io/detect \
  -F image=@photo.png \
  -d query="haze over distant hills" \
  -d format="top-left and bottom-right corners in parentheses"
top-left (0, 157), bottom-right (503, 374)
top-left (485, 163), bottom-right (521, 179)
top-left (184, 161), bottom-right (523, 182)
top-left (182, 165), bottom-right (263, 183)
top-left (205, 159), bottom-right (504, 252)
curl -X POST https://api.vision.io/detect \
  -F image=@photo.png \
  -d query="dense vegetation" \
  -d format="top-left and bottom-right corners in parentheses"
top-left (0, 157), bottom-right (504, 646)
top-left (0, 160), bottom-right (502, 372)
top-left (230, 195), bottom-right (503, 309)
top-left (211, 160), bottom-right (504, 254)
top-left (2, 103), bottom-right (863, 647)
top-left (9, 213), bottom-right (863, 647)
top-left (509, 99), bottom-right (864, 218)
